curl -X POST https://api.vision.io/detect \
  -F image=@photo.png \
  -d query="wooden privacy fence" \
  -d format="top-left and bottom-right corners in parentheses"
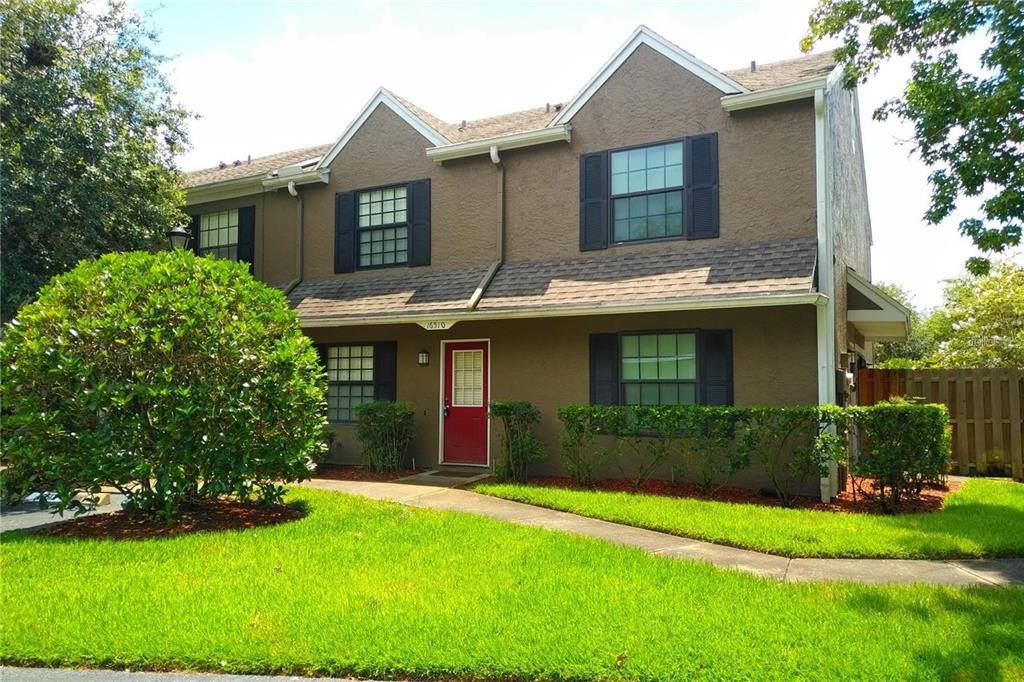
top-left (857, 368), bottom-right (1023, 481)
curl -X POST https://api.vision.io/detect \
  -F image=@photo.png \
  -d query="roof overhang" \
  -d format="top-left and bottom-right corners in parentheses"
top-left (846, 269), bottom-right (910, 341)
top-left (184, 168), bottom-right (330, 206)
top-left (426, 125), bottom-right (572, 163)
top-left (721, 76), bottom-right (827, 113)
top-left (550, 25), bottom-right (747, 126)
top-left (299, 291), bottom-right (826, 329)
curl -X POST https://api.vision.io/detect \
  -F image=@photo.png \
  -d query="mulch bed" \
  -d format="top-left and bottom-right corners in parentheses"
top-left (313, 464), bottom-right (422, 482)
top-left (522, 475), bottom-right (960, 515)
top-left (34, 498), bottom-right (307, 540)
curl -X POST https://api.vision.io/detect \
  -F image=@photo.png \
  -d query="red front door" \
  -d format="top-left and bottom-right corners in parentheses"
top-left (442, 341), bottom-right (489, 465)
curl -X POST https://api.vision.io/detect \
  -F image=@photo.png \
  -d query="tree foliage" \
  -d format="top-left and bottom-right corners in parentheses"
top-left (0, 0), bottom-right (189, 321)
top-left (0, 251), bottom-right (326, 520)
top-left (804, 0), bottom-right (1023, 274)
top-left (874, 262), bottom-right (1023, 368)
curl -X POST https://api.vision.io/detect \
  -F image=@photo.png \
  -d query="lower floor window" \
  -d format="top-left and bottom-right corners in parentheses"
top-left (620, 332), bottom-right (697, 405)
top-left (327, 344), bottom-right (375, 422)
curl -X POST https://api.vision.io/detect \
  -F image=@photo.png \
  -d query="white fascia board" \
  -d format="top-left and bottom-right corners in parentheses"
top-left (426, 125), bottom-right (572, 163)
top-left (298, 292), bottom-right (826, 328)
top-left (721, 77), bottom-right (827, 113)
top-left (847, 268), bottom-right (912, 319)
top-left (550, 25), bottom-right (747, 126)
top-left (261, 168), bottom-right (330, 191)
top-left (315, 88), bottom-right (449, 171)
top-left (184, 176), bottom-right (264, 206)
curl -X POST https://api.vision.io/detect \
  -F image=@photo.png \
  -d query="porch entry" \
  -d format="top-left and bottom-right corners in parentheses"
top-left (441, 340), bottom-right (490, 466)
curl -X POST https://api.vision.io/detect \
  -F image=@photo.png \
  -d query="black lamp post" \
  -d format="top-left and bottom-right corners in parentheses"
top-left (166, 226), bottom-right (192, 251)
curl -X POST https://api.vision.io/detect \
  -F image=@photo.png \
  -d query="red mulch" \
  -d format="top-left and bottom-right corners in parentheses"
top-left (34, 498), bottom-right (307, 540)
top-left (524, 475), bottom-right (960, 515)
top-left (313, 464), bottom-right (422, 482)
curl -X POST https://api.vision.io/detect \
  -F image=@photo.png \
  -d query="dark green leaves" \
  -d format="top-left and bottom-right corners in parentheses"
top-left (0, 250), bottom-right (326, 520)
top-left (805, 0), bottom-right (1024, 269)
top-left (0, 0), bottom-right (190, 320)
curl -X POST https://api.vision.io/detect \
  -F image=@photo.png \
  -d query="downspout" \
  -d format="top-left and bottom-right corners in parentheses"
top-left (282, 180), bottom-right (304, 296)
top-left (467, 144), bottom-right (504, 310)
top-left (815, 87), bottom-right (839, 502)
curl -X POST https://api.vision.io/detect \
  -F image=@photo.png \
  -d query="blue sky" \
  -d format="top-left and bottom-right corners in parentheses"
top-left (134, 0), bottom-right (1020, 309)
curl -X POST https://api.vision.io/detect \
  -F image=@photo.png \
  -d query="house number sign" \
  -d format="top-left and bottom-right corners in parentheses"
top-left (417, 319), bottom-right (458, 331)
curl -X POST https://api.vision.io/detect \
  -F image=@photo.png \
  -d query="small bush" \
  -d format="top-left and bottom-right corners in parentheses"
top-left (489, 400), bottom-right (544, 483)
top-left (0, 251), bottom-right (325, 521)
top-left (354, 400), bottom-right (415, 473)
top-left (844, 398), bottom-right (951, 513)
top-left (556, 404), bottom-right (609, 486)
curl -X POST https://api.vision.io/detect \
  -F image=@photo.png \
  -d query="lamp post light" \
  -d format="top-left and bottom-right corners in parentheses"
top-left (166, 226), bottom-right (192, 251)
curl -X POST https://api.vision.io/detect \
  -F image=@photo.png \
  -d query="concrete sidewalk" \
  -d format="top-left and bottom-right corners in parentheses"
top-left (301, 476), bottom-right (1024, 587)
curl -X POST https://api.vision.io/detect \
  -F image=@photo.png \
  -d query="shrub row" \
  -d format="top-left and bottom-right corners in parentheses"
top-left (557, 399), bottom-right (951, 510)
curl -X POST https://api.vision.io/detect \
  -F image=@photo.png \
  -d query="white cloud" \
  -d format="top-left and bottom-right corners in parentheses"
top-left (165, 1), bottom-right (1020, 309)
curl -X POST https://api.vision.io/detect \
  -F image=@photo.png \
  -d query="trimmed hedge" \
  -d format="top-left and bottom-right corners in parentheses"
top-left (488, 400), bottom-right (544, 483)
top-left (354, 400), bottom-right (415, 473)
top-left (843, 398), bottom-right (951, 512)
top-left (557, 402), bottom-right (950, 509)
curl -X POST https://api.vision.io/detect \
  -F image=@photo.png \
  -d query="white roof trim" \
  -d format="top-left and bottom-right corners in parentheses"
top-left (721, 77), bottom-right (828, 112)
top-left (315, 88), bottom-right (449, 171)
top-left (426, 125), bottom-right (572, 163)
top-left (549, 25), bottom-right (747, 126)
top-left (847, 269), bottom-right (911, 318)
top-left (298, 292), bottom-right (825, 328)
top-left (846, 269), bottom-right (910, 341)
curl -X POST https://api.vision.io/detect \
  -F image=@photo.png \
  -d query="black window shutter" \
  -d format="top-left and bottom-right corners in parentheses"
top-left (686, 134), bottom-right (720, 239)
top-left (408, 179), bottom-right (431, 267)
top-left (589, 333), bottom-right (620, 405)
top-left (314, 343), bottom-right (328, 372)
top-left (334, 192), bottom-right (356, 273)
top-left (579, 151), bottom-right (609, 251)
top-left (373, 341), bottom-right (398, 401)
top-left (237, 205), bottom-right (256, 272)
top-left (190, 214), bottom-right (201, 255)
top-left (700, 329), bottom-right (733, 406)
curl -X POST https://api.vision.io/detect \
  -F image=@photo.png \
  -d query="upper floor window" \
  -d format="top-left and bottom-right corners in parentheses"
top-left (580, 134), bottom-right (719, 251)
top-left (358, 185), bottom-right (409, 268)
top-left (199, 209), bottom-right (239, 260)
top-left (611, 141), bottom-right (685, 243)
top-left (335, 180), bottom-right (430, 273)
top-left (189, 205), bottom-right (254, 271)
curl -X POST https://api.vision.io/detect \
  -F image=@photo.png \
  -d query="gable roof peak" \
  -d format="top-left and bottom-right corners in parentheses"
top-left (549, 25), bottom-right (749, 126)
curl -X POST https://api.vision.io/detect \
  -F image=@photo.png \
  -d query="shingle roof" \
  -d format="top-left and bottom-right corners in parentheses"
top-left (289, 266), bottom-right (490, 321)
top-left (184, 144), bottom-right (331, 188)
top-left (724, 52), bottom-right (837, 91)
top-left (288, 239), bottom-right (818, 322)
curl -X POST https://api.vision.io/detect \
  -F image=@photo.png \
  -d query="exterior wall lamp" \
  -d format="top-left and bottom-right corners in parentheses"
top-left (418, 350), bottom-right (430, 366)
top-left (166, 226), bottom-right (192, 251)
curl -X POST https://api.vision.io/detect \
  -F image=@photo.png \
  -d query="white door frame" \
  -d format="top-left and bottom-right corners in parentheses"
top-left (438, 338), bottom-right (491, 467)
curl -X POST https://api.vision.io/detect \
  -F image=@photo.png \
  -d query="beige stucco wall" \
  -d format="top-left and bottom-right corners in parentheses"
top-left (502, 44), bottom-right (817, 263)
top-left (300, 105), bottom-right (500, 281)
top-left (307, 304), bottom-right (817, 486)
top-left (185, 191), bottom-right (299, 288)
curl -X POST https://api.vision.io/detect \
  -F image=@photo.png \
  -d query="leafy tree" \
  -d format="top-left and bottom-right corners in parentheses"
top-left (0, 251), bottom-right (326, 520)
top-left (874, 262), bottom-right (1023, 368)
top-left (930, 261), bottom-right (1024, 367)
top-left (0, 0), bottom-right (189, 321)
top-left (804, 1), bottom-right (1023, 274)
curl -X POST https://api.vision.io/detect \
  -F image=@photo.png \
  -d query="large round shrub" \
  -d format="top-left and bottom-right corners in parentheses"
top-left (1, 250), bottom-right (325, 518)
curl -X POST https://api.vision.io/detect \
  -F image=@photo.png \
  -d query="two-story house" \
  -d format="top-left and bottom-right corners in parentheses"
top-left (183, 26), bottom-right (909, 498)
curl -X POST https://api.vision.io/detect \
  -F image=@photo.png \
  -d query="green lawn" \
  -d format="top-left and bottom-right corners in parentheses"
top-left (2, 488), bottom-right (1023, 681)
top-left (475, 478), bottom-right (1024, 559)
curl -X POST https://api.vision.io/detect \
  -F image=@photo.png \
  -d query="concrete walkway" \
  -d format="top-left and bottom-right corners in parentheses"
top-left (302, 474), bottom-right (1024, 587)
